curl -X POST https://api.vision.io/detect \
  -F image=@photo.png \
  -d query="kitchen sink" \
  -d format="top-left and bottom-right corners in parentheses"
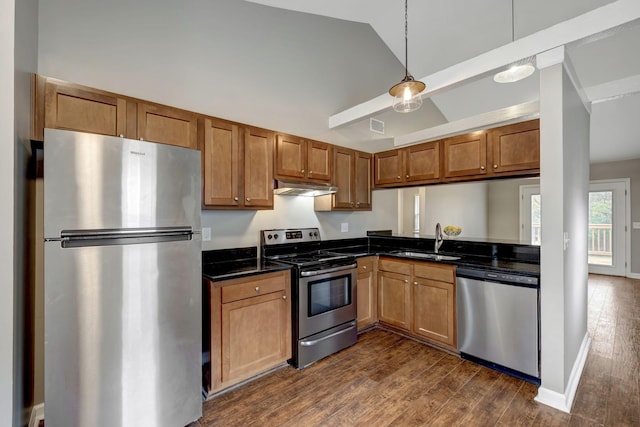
top-left (390, 251), bottom-right (461, 261)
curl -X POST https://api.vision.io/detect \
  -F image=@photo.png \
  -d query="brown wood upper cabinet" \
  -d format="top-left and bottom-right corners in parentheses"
top-left (374, 140), bottom-right (441, 187)
top-left (33, 75), bottom-right (130, 141)
top-left (275, 134), bottom-right (332, 183)
top-left (315, 147), bottom-right (372, 211)
top-left (201, 119), bottom-right (274, 210)
top-left (443, 131), bottom-right (488, 179)
top-left (137, 102), bottom-right (198, 150)
top-left (488, 119), bottom-right (540, 175)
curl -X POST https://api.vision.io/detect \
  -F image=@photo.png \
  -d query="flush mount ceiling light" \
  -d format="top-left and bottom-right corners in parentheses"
top-left (493, 0), bottom-right (535, 84)
top-left (389, 0), bottom-right (425, 113)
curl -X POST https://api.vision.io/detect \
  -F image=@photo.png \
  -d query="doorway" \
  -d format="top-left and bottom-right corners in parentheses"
top-left (519, 180), bottom-right (629, 276)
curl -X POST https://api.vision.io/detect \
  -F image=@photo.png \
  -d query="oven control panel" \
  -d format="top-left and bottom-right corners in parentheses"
top-left (261, 228), bottom-right (321, 245)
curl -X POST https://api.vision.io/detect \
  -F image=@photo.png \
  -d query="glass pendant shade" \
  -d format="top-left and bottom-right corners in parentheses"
top-left (389, 76), bottom-right (425, 113)
top-left (493, 64), bottom-right (535, 83)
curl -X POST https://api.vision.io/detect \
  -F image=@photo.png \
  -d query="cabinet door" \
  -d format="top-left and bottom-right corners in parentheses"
top-left (307, 140), bottom-right (332, 182)
top-left (333, 147), bottom-right (355, 208)
top-left (377, 271), bottom-right (411, 331)
top-left (413, 279), bottom-right (455, 348)
top-left (221, 290), bottom-right (291, 385)
top-left (275, 134), bottom-right (306, 180)
top-left (202, 118), bottom-right (240, 207)
top-left (244, 127), bottom-right (274, 208)
top-left (405, 141), bottom-right (441, 183)
top-left (43, 78), bottom-right (127, 138)
top-left (354, 151), bottom-right (372, 210)
top-left (489, 120), bottom-right (540, 174)
top-left (137, 103), bottom-right (198, 149)
top-left (374, 150), bottom-right (403, 186)
top-left (357, 257), bottom-right (377, 330)
top-left (443, 132), bottom-right (487, 179)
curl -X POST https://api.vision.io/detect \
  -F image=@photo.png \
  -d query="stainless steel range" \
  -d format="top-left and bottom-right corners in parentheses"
top-left (261, 228), bottom-right (358, 368)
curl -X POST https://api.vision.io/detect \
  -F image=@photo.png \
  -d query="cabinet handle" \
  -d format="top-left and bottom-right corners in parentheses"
top-left (493, 164), bottom-right (498, 169)
top-left (480, 166), bottom-right (485, 171)
top-left (234, 196), bottom-right (239, 201)
top-left (255, 286), bottom-right (260, 292)
top-left (282, 295), bottom-right (287, 300)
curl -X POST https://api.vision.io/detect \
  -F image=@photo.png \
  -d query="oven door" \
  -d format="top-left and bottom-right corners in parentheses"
top-left (298, 265), bottom-right (357, 338)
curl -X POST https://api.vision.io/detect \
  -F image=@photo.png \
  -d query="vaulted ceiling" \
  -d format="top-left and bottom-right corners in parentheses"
top-left (245, 0), bottom-right (640, 163)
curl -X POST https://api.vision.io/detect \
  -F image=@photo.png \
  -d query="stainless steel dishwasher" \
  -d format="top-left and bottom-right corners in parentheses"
top-left (456, 267), bottom-right (540, 383)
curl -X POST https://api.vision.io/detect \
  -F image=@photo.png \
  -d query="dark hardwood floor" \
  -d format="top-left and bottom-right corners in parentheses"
top-left (195, 274), bottom-right (639, 426)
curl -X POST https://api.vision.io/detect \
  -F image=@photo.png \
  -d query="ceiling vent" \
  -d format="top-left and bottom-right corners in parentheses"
top-left (369, 118), bottom-right (385, 134)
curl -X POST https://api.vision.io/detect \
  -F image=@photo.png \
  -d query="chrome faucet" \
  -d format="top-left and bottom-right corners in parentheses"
top-left (435, 222), bottom-right (443, 253)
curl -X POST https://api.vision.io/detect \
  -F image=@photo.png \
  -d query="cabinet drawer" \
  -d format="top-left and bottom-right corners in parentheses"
top-left (221, 271), bottom-right (288, 303)
top-left (413, 262), bottom-right (455, 283)
top-left (357, 257), bottom-right (375, 275)
top-left (378, 258), bottom-right (412, 275)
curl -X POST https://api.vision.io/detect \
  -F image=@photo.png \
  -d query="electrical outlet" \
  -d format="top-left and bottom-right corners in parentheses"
top-left (563, 232), bottom-right (569, 250)
top-left (633, 222), bottom-right (640, 229)
top-left (202, 227), bottom-right (212, 241)
top-left (341, 223), bottom-right (349, 233)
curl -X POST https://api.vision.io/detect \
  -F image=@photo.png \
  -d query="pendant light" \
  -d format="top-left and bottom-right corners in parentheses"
top-left (389, 0), bottom-right (425, 113)
top-left (493, 0), bottom-right (535, 83)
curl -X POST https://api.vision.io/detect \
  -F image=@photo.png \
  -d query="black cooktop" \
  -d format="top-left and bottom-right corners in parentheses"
top-left (266, 250), bottom-right (356, 268)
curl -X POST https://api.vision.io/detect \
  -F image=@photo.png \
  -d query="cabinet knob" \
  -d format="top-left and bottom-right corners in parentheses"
top-left (255, 286), bottom-right (260, 292)
top-left (493, 164), bottom-right (498, 169)
top-left (414, 281), bottom-right (418, 285)
top-left (363, 266), bottom-right (367, 270)
top-left (246, 197), bottom-right (251, 202)
top-left (406, 175), bottom-right (409, 178)
top-left (139, 138), bottom-right (144, 141)
top-left (350, 202), bottom-right (354, 207)
top-left (301, 169), bottom-right (305, 173)
top-left (404, 279), bottom-right (409, 283)
top-left (234, 196), bottom-right (239, 201)
top-left (397, 176), bottom-right (401, 180)
top-left (282, 295), bottom-right (287, 300)
top-left (480, 166), bottom-right (485, 171)
top-left (356, 203), bottom-right (360, 207)
top-left (309, 170), bottom-right (313, 174)
top-left (119, 134), bottom-right (124, 138)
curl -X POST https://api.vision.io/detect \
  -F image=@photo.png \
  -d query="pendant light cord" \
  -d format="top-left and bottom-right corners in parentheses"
top-left (404, 0), bottom-right (409, 77)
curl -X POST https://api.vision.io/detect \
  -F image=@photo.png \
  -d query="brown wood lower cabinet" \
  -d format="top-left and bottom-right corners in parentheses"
top-left (205, 270), bottom-right (291, 394)
top-left (356, 257), bottom-right (377, 330)
top-left (377, 257), bottom-right (457, 351)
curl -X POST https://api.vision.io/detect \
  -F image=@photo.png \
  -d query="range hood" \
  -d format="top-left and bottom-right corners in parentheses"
top-left (273, 181), bottom-right (338, 197)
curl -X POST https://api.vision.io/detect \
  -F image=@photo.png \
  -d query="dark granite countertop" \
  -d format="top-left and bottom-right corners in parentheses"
top-left (202, 246), bottom-right (291, 281)
top-left (322, 245), bottom-right (540, 276)
top-left (202, 258), bottom-right (291, 281)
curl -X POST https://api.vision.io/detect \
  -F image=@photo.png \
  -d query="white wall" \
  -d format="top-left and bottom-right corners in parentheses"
top-left (1, 0), bottom-right (15, 423)
top-left (538, 51), bottom-right (590, 411)
top-left (487, 178), bottom-right (540, 241)
top-left (201, 189), bottom-right (399, 250)
top-left (422, 182), bottom-right (488, 239)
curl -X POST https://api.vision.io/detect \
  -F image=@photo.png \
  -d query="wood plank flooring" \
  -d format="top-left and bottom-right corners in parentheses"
top-left (194, 274), bottom-right (639, 427)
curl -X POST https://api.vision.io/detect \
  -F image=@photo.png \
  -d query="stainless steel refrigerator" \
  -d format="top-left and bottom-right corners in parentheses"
top-left (43, 129), bottom-right (202, 427)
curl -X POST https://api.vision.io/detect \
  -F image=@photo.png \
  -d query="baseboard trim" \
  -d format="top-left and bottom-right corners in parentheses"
top-left (535, 333), bottom-right (591, 413)
top-left (29, 403), bottom-right (44, 427)
top-left (627, 272), bottom-right (640, 279)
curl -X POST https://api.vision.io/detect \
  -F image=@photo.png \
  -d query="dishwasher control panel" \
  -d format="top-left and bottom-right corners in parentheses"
top-left (457, 267), bottom-right (539, 287)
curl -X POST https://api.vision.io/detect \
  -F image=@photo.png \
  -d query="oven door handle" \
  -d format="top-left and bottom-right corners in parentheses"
top-left (300, 263), bottom-right (357, 277)
top-left (300, 322), bottom-right (357, 347)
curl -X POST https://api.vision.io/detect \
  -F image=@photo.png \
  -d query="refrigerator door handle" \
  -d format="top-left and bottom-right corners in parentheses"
top-left (50, 227), bottom-right (194, 248)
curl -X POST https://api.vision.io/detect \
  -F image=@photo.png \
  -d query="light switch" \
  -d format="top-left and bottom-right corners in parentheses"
top-left (202, 227), bottom-right (212, 241)
top-left (563, 232), bottom-right (570, 250)
top-left (341, 223), bottom-right (349, 233)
